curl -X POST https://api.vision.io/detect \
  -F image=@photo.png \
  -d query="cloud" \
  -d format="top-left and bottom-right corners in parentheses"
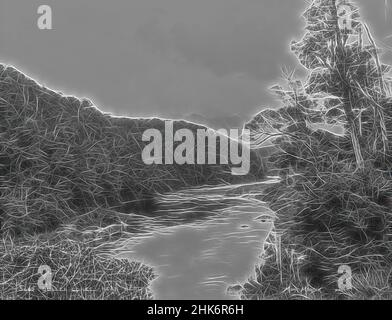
top-left (134, 0), bottom-right (302, 81)
top-left (0, 0), bottom-right (310, 120)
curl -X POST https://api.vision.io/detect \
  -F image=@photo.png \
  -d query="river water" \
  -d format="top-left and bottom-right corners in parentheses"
top-left (117, 180), bottom-right (278, 300)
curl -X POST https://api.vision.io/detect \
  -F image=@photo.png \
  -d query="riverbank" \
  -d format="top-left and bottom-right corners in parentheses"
top-left (1, 180), bottom-right (275, 300)
top-left (238, 0), bottom-right (392, 301)
top-left (239, 175), bottom-right (392, 300)
top-left (0, 222), bottom-right (157, 300)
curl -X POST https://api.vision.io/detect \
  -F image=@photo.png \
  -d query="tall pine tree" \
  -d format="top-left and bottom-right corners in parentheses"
top-left (244, 0), bottom-right (392, 297)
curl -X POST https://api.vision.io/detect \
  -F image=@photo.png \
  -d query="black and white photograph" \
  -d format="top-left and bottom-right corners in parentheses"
top-left (1, 0), bottom-right (392, 309)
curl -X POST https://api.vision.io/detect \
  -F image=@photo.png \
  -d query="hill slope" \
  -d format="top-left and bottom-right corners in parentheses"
top-left (0, 64), bottom-right (265, 236)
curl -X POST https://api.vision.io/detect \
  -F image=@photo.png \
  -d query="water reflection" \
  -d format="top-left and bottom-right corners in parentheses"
top-left (119, 181), bottom-right (277, 300)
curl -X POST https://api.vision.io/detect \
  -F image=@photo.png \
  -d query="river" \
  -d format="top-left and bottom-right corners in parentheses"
top-left (116, 179), bottom-right (278, 300)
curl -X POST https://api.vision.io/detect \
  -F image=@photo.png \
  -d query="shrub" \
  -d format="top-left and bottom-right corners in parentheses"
top-left (0, 236), bottom-right (155, 300)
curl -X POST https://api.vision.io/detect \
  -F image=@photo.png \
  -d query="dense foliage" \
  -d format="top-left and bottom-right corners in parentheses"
top-left (0, 65), bottom-right (265, 237)
top-left (244, 0), bottom-right (392, 299)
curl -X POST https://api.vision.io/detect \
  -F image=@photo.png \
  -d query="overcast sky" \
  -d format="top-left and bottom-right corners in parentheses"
top-left (1, 0), bottom-right (391, 123)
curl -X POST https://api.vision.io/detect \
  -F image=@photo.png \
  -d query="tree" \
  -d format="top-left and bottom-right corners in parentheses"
top-left (244, 0), bottom-right (392, 295)
top-left (248, 0), bottom-right (392, 169)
